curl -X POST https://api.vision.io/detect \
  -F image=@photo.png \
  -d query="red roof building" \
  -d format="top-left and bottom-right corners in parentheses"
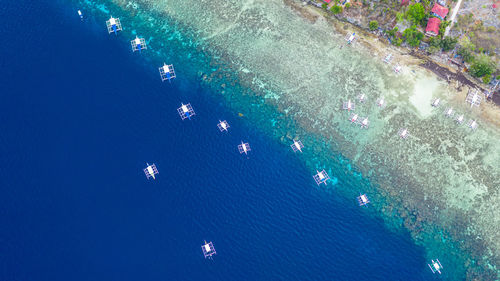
top-left (431, 4), bottom-right (449, 20)
top-left (426, 17), bottom-right (441, 37)
top-left (400, 0), bottom-right (410, 5)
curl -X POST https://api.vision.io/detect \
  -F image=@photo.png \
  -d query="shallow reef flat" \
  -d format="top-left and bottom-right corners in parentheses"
top-left (82, 0), bottom-right (499, 278)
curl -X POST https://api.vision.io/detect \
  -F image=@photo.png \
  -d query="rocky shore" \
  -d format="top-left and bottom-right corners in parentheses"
top-left (292, 0), bottom-right (500, 127)
top-left (298, 0), bottom-right (497, 104)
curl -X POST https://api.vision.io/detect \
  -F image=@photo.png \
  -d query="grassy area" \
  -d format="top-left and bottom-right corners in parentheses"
top-left (453, 13), bottom-right (499, 83)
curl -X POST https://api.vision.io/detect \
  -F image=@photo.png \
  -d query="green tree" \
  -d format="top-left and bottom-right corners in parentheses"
top-left (386, 26), bottom-right (398, 37)
top-left (429, 37), bottom-right (441, 48)
top-left (403, 25), bottom-right (424, 47)
top-left (482, 74), bottom-right (492, 84)
top-left (331, 5), bottom-right (343, 14)
top-left (396, 12), bottom-right (404, 23)
top-left (428, 46), bottom-right (440, 54)
top-left (345, 3), bottom-right (351, 9)
top-left (369, 20), bottom-right (379, 31)
top-left (407, 3), bottom-right (426, 24)
top-left (438, 21), bottom-right (450, 38)
top-left (469, 54), bottom-right (495, 78)
top-left (458, 47), bottom-right (475, 63)
top-left (440, 36), bottom-right (457, 51)
top-left (458, 41), bottom-right (476, 63)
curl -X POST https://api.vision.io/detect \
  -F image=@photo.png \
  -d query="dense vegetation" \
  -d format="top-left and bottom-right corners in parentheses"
top-left (406, 3), bottom-right (426, 25)
top-left (469, 54), bottom-right (495, 81)
top-left (369, 20), bottom-right (379, 31)
top-left (330, 5), bottom-right (343, 14)
top-left (402, 25), bottom-right (424, 47)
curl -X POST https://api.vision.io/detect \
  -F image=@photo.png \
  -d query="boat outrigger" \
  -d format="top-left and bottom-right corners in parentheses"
top-left (202, 241), bottom-right (216, 259)
top-left (313, 170), bottom-right (330, 185)
top-left (106, 16), bottom-right (122, 34)
top-left (350, 113), bottom-right (359, 123)
top-left (217, 120), bottom-right (230, 132)
top-left (431, 98), bottom-right (440, 107)
top-left (290, 139), bottom-right (304, 153)
top-left (358, 94), bottom-right (367, 103)
top-left (131, 36), bottom-right (147, 52)
top-left (465, 89), bottom-right (481, 108)
top-left (398, 128), bottom-right (409, 139)
top-left (357, 194), bottom-right (370, 206)
top-left (444, 107), bottom-right (454, 118)
top-left (468, 119), bottom-right (478, 130)
top-left (360, 117), bottom-right (369, 129)
top-left (177, 103), bottom-right (195, 120)
top-left (144, 163), bottom-right (159, 180)
top-left (383, 53), bottom-right (392, 64)
top-left (345, 32), bottom-right (356, 44)
top-left (342, 100), bottom-right (355, 111)
top-left (376, 97), bottom-right (386, 108)
top-left (428, 259), bottom-right (443, 274)
top-left (238, 141), bottom-right (251, 155)
top-left (159, 63), bottom-right (176, 82)
top-left (393, 64), bottom-right (402, 74)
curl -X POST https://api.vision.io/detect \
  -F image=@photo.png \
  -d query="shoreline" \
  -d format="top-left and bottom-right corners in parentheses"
top-left (292, 1), bottom-right (500, 128)
top-left (296, 1), bottom-right (496, 100)
top-left (284, 1), bottom-right (500, 279)
top-left (80, 0), bottom-right (499, 278)
top-left (301, 1), bottom-right (495, 95)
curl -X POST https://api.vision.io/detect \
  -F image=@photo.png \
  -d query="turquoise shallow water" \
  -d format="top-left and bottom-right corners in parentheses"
top-left (73, 0), bottom-right (500, 279)
top-left (0, 1), bottom-right (430, 280)
top-left (1, 0), bottom-right (498, 279)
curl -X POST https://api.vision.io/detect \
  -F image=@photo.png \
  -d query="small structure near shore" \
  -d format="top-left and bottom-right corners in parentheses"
top-left (202, 241), bottom-right (216, 259)
top-left (345, 32), bottom-right (356, 45)
top-left (431, 4), bottom-right (449, 20)
top-left (144, 163), bottom-right (159, 180)
top-left (358, 94), bottom-right (367, 103)
top-left (357, 194), bottom-right (370, 206)
top-left (291, 139), bottom-right (304, 153)
top-left (376, 97), bottom-right (386, 108)
top-left (393, 64), bottom-right (402, 74)
top-left (360, 117), bottom-right (369, 129)
top-left (465, 89), bottom-right (481, 108)
top-left (350, 113), bottom-right (359, 123)
top-left (431, 98), bottom-right (441, 107)
top-left (343, 100), bottom-right (355, 111)
top-left (455, 114), bottom-right (465, 124)
top-left (444, 107), bottom-right (454, 117)
top-left (398, 128), bottom-right (409, 139)
top-left (384, 54), bottom-right (393, 64)
top-left (425, 17), bottom-right (441, 37)
top-left (217, 120), bottom-right (230, 132)
top-left (468, 119), bottom-right (478, 130)
top-left (131, 36), bottom-right (147, 52)
top-left (428, 259), bottom-right (443, 274)
top-left (313, 170), bottom-right (330, 185)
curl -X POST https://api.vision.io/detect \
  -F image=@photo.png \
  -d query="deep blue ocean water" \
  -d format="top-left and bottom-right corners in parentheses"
top-left (0, 1), bottom-right (436, 280)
